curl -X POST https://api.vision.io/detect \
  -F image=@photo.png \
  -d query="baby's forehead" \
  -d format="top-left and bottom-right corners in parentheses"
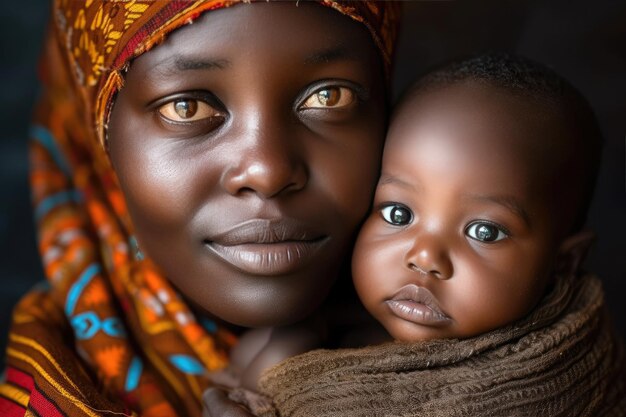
top-left (387, 81), bottom-right (588, 198)
top-left (390, 80), bottom-right (570, 155)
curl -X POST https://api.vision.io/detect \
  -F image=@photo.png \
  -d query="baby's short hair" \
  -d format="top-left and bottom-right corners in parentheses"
top-left (404, 53), bottom-right (603, 232)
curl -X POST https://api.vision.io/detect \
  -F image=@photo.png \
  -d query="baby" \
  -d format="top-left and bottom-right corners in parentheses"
top-left (352, 52), bottom-right (602, 342)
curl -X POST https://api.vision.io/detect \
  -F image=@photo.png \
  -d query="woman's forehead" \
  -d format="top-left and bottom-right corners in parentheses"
top-left (130, 3), bottom-right (378, 85)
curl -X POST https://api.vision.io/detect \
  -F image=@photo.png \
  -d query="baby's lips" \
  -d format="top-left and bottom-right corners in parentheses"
top-left (389, 284), bottom-right (449, 319)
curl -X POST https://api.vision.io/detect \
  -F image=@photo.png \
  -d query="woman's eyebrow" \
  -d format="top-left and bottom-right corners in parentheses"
top-left (173, 56), bottom-right (231, 71)
top-left (148, 55), bottom-right (231, 78)
top-left (303, 45), bottom-right (357, 65)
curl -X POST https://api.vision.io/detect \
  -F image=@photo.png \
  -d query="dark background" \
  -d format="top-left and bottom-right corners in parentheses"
top-left (1, 1), bottom-right (624, 359)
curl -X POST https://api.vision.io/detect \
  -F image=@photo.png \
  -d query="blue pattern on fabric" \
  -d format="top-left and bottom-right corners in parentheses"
top-left (129, 235), bottom-right (144, 261)
top-left (35, 189), bottom-right (83, 221)
top-left (30, 124), bottom-right (72, 177)
top-left (65, 263), bottom-right (100, 316)
top-left (70, 311), bottom-right (126, 339)
top-left (169, 354), bottom-right (205, 375)
top-left (200, 317), bottom-right (218, 333)
top-left (125, 356), bottom-right (143, 392)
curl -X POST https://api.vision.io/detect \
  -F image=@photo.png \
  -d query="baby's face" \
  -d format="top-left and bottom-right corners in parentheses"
top-left (353, 81), bottom-right (570, 341)
top-left (107, 2), bottom-right (385, 327)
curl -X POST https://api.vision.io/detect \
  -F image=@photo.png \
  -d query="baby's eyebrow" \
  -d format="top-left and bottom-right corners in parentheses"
top-left (463, 194), bottom-right (531, 227)
top-left (377, 174), bottom-right (417, 190)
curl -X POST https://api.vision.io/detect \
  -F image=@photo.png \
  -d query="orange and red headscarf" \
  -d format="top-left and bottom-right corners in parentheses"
top-left (0, 2), bottom-right (399, 416)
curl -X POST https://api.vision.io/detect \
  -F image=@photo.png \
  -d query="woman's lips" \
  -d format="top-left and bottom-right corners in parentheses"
top-left (204, 218), bottom-right (329, 276)
top-left (385, 284), bottom-right (452, 326)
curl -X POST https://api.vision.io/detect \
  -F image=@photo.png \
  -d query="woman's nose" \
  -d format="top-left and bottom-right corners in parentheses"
top-left (404, 232), bottom-right (453, 279)
top-left (221, 118), bottom-right (308, 199)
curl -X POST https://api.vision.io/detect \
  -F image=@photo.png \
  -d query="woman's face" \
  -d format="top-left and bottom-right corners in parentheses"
top-left (107, 2), bottom-right (386, 327)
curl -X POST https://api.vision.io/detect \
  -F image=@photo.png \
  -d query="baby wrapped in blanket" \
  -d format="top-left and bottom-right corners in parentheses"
top-left (235, 53), bottom-right (626, 416)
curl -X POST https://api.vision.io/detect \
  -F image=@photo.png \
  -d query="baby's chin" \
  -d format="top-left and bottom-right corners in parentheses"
top-left (382, 321), bottom-right (446, 343)
top-left (381, 316), bottom-right (488, 343)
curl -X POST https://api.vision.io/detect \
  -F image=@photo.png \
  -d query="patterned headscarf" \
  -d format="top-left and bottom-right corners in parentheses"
top-left (0, 2), bottom-right (400, 417)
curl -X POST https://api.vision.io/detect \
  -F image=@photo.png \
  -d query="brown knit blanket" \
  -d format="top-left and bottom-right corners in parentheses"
top-left (234, 273), bottom-right (626, 416)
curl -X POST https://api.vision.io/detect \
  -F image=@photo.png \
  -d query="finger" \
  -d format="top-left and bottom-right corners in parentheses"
top-left (202, 387), bottom-right (255, 417)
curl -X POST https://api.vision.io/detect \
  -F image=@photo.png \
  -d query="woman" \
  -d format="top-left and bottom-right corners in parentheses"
top-left (0, 2), bottom-right (399, 417)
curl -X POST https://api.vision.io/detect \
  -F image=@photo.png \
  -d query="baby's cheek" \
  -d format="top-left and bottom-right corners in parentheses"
top-left (352, 222), bottom-right (393, 307)
top-left (447, 261), bottom-right (545, 338)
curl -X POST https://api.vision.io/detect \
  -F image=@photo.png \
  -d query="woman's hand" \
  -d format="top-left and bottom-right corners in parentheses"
top-left (202, 387), bottom-right (256, 417)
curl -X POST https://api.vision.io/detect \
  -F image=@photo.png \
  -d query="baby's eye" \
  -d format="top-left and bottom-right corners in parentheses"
top-left (380, 204), bottom-right (413, 226)
top-left (465, 222), bottom-right (508, 243)
top-left (300, 87), bottom-right (355, 109)
top-left (157, 99), bottom-right (222, 123)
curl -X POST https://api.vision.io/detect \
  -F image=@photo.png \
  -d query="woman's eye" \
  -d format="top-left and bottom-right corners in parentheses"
top-left (465, 222), bottom-right (508, 243)
top-left (300, 87), bottom-right (356, 109)
top-left (157, 99), bottom-right (221, 122)
top-left (380, 204), bottom-right (413, 226)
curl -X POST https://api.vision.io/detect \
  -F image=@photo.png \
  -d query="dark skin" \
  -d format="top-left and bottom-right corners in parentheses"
top-left (107, 2), bottom-right (385, 415)
top-left (353, 80), bottom-right (594, 342)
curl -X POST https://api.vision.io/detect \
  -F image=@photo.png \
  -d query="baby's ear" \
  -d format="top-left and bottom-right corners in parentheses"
top-left (555, 230), bottom-right (595, 276)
